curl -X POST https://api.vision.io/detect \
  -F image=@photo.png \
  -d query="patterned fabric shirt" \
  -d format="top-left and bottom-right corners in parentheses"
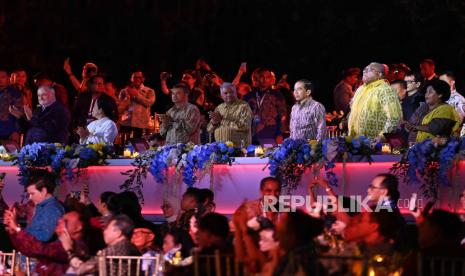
top-left (0, 86), bottom-right (23, 137)
top-left (447, 90), bottom-right (465, 123)
top-left (26, 197), bottom-right (64, 242)
top-left (243, 88), bottom-right (287, 139)
top-left (119, 84), bottom-right (156, 129)
top-left (9, 230), bottom-right (89, 276)
top-left (206, 99), bottom-right (252, 146)
top-left (348, 79), bottom-right (402, 138)
top-left (160, 102), bottom-right (201, 144)
top-left (290, 98), bottom-right (326, 141)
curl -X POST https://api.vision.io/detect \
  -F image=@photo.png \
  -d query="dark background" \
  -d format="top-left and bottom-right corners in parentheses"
top-left (1, 0), bottom-right (465, 109)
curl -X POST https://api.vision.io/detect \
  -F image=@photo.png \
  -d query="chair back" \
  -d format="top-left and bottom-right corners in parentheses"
top-left (417, 253), bottom-right (465, 276)
top-left (193, 250), bottom-right (247, 276)
top-left (0, 250), bottom-right (15, 274)
top-left (98, 252), bottom-right (162, 276)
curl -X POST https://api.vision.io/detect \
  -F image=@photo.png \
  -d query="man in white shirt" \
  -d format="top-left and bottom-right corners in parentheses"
top-left (440, 72), bottom-right (465, 123)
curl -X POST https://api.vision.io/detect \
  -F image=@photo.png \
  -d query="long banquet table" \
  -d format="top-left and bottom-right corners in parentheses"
top-left (1, 156), bottom-right (464, 215)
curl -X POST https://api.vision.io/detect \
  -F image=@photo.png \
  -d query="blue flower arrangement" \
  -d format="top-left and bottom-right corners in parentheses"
top-left (15, 143), bottom-right (113, 185)
top-left (390, 137), bottom-right (465, 199)
top-left (266, 138), bottom-right (322, 191)
top-left (122, 142), bottom-right (236, 202)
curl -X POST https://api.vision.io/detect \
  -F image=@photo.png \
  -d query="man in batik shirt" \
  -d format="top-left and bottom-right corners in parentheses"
top-left (348, 62), bottom-right (402, 139)
top-left (160, 83), bottom-right (201, 144)
top-left (207, 82), bottom-right (252, 146)
top-left (290, 79), bottom-right (326, 141)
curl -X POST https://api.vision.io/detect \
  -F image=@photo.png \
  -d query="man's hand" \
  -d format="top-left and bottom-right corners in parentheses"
top-left (23, 105), bottom-right (33, 121)
top-left (9, 105), bottom-right (22, 119)
top-left (160, 72), bottom-right (172, 81)
top-left (126, 87), bottom-right (139, 97)
top-left (4, 208), bottom-right (19, 232)
top-left (63, 58), bottom-right (72, 75)
top-left (70, 257), bottom-right (83, 268)
top-left (76, 126), bottom-right (90, 139)
top-left (159, 114), bottom-right (172, 125)
top-left (59, 228), bottom-right (74, 252)
top-left (238, 62), bottom-right (247, 75)
top-left (208, 111), bottom-right (222, 125)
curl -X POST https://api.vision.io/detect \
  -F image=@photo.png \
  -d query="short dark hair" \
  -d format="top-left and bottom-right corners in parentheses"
top-left (421, 59), bottom-right (435, 67)
top-left (173, 82), bottom-right (190, 95)
top-left (198, 188), bottom-right (214, 204)
top-left (376, 173), bottom-right (400, 203)
top-left (183, 187), bottom-right (202, 204)
top-left (109, 214), bottom-right (134, 239)
top-left (26, 169), bottom-right (57, 194)
top-left (100, 191), bottom-right (118, 214)
top-left (342, 67), bottom-right (360, 79)
top-left (426, 79), bottom-right (451, 102)
top-left (167, 228), bottom-right (195, 257)
top-left (296, 79), bottom-right (315, 92)
top-left (390, 80), bottom-right (407, 90)
top-left (285, 209), bottom-right (324, 242)
top-left (96, 93), bottom-right (119, 122)
top-left (198, 213), bottom-right (230, 239)
top-left (260, 177), bottom-right (281, 191)
top-left (405, 71), bottom-right (422, 83)
top-left (442, 71), bottom-right (455, 81)
top-left (370, 209), bottom-right (404, 240)
top-left (86, 74), bottom-right (105, 92)
top-left (426, 209), bottom-right (463, 242)
top-left (33, 72), bottom-right (51, 81)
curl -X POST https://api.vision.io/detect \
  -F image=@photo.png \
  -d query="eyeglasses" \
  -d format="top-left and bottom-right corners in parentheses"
top-left (368, 184), bottom-right (385, 190)
top-left (363, 67), bottom-right (378, 73)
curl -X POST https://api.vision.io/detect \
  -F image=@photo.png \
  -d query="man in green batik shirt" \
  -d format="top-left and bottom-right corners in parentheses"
top-left (207, 82), bottom-right (252, 146)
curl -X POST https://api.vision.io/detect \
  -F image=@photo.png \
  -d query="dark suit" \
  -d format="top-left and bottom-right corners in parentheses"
top-left (25, 101), bottom-right (70, 144)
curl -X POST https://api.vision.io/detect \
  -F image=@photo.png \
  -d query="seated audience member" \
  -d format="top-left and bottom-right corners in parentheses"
top-left (0, 69), bottom-right (23, 142)
top-left (404, 79), bottom-right (460, 142)
top-left (163, 228), bottom-right (195, 262)
top-left (4, 169), bottom-right (64, 242)
top-left (333, 67), bottom-right (360, 114)
top-left (403, 209), bottom-right (465, 275)
top-left (207, 82), bottom-right (252, 146)
top-left (77, 93), bottom-right (118, 144)
top-left (24, 85), bottom-right (71, 145)
top-left (196, 213), bottom-right (232, 254)
top-left (6, 210), bottom-right (91, 276)
top-left (68, 215), bottom-right (140, 275)
top-left (290, 79), bottom-right (326, 141)
top-left (242, 177), bottom-right (282, 224)
top-left (116, 191), bottom-right (157, 235)
top-left (63, 58), bottom-right (98, 94)
top-left (157, 196), bottom-right (181, 247)
top-left (84, 191), bottom-right (118, 229)
top-left (344, 210), bottom-right (404, 258)
top-left (198, 188), bottom-right (216, 216)
top-left (33, 72), bottom-right (70, 109)
top-left (118, 71), bottom-right (156, 139)
top-left (160, 83), bottom-right (201, 144)
top-left (176, 187), bottom-right (202, 232)
top-left (272, 210), bottom-right (324, 275)
top-left (131, 227), bottom-right (158, 274)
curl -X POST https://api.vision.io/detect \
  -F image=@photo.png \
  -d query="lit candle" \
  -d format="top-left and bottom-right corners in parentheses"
top-left (381, 143), bottom-right (391, 154)
top-left (123, 149), bottom-right (132, 157)
top-left (255, 146), bottom-right (264, 157)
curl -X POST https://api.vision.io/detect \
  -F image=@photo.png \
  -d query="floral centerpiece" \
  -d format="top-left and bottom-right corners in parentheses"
top-left (266, 138), bottom-right (322, 191)
top-left (121, 142), bottom-right (237, 202)
top-left (390, 137), bottom-right (465, 199)
top-left (15, 143), bottom-right (114, 185)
